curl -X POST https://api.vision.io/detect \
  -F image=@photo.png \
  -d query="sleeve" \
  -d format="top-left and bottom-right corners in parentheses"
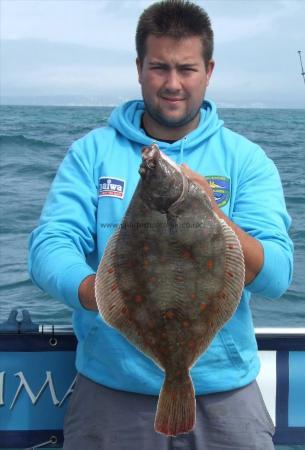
top-left (28, 139), bottom-right (98, 310)
top-left (231, 144), bottom-right (294, 299)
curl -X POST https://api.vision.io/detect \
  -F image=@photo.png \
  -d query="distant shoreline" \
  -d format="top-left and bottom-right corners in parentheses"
top-left (1, 102), bottom-right (304, 110)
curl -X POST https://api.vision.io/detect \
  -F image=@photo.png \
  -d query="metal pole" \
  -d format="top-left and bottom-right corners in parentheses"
top-left (298, 50), bottom-right (305, 84)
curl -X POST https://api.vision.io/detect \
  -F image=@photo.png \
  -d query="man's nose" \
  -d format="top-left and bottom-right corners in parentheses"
top-left (164, 69), bottom-right (181, 91)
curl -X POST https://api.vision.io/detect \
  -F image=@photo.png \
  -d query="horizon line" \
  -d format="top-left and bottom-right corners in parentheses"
top-left (1, 103), bottom-right (304, 110)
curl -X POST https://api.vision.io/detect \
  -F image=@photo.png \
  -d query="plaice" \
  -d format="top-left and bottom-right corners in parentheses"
top-left (95, 143), bottom-right (245, 436)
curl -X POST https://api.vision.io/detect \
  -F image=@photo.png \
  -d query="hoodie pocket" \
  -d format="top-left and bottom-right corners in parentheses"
top-left (81, 316), bottom-right (100, 357)
top-left (219, 327), bottom-right (248, 371)
top-left (82, 315), bottom-right (130, 365)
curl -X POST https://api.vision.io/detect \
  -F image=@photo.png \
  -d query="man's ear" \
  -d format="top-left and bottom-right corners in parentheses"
top-left (136, 57), bottom-right (142, 84)
top-left (206, 59), bottom-right (215, 86)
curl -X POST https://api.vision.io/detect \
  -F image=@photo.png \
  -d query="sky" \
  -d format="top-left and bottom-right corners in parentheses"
top-left (1, 0), bottom-right (305, 108)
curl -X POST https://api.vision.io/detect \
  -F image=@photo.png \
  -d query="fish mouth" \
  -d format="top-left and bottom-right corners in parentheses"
top-left (139, 144), bottom-right (160, 177)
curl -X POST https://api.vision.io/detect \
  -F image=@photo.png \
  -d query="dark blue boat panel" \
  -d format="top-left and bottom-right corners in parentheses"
top-left (0, 430), bottom-right (63, 448)
top-left (276, 351), bottom-right (289, 430)
top-left (274, 427), bottom-right (305, 445)
top-left (0, 332), bottom-right (77, 352)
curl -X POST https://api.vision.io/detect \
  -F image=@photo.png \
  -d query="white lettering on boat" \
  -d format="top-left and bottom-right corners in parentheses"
top-left (0, 371), bottom-right (76, 409)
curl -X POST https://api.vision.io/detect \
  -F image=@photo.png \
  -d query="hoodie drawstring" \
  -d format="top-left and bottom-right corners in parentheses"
top-left (179, 137), bottom-right (187, 164)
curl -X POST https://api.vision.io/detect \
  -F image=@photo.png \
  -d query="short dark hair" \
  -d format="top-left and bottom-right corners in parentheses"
top-left (136, 0), bottom-right (214, 68)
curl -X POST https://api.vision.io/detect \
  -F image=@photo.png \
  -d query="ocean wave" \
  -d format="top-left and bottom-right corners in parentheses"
top-left (282, 288), bottom-right (305, 304)
top-left (0, 133), bottom-right (58, 148)
top-left (69, 126), bottom-right (95, 135)
top-left (0, 278), bottom-right (32, 291)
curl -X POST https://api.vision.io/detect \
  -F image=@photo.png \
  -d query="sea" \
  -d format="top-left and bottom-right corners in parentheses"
top-left (0, 105), bottom-right (304, 450)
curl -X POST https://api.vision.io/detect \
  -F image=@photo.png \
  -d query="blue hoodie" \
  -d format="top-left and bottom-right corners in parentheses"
top-left (28, 100), bottom-right (293, 394)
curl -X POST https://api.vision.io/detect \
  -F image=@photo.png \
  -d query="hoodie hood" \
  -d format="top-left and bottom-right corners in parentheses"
top-left (108, 99), bottom-right (223, 162)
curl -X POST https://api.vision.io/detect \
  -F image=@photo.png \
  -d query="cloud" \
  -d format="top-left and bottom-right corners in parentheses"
top-left (1, 0), bottom-right (305, 106)
top-left (0, 0), bottom-right (141, 51)
top-left (210, 0), bottom-right (305, 43)
top-left (1, 39), bottom-right (138, 95)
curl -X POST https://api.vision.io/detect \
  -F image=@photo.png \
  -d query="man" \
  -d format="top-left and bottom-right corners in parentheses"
top-left (29, 1), bottom-right (293, 449)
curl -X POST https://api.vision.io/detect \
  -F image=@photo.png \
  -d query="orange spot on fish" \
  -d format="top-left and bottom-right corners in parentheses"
top-left (111, 283), bottom-right (118, 292)
top-left (227, 271), bottom-right (234, 278)
top-left (163, 310), bottom-right (175, 319)
top-left (181, 250), bottom-right (192, 260)
top-left (134, 294), bottom-right (143, 304)
top-left (107, 267), bottom-right (114, 273)
top-left (171, 391), bottom-right (178, 401)
top-left (207, 259), bottom-right (214, 270)
top-left (200, 303), bottom-right (207, 312)
top-left (121, 306), bottom-right (128, 314)
top-left (229, 245), bottom-right (234, 250)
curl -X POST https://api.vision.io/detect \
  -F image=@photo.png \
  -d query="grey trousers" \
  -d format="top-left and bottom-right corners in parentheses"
top-left (63, 374), bottom-right (275, 450)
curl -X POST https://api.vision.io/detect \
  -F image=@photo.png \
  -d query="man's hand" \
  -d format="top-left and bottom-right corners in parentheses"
top-left (181, 164), bottom-right (218, 209)
top-left (78, 274), bottom-right (98, 311)
top-left (181, 164), bottom-right (264, 285)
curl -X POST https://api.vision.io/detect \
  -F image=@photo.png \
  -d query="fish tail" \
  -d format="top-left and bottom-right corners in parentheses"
top-left (154, 370), bottom-right (195, 436)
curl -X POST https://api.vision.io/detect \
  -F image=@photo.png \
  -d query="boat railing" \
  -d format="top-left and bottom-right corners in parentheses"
top-left (0, 310), bottom-right (304, 448)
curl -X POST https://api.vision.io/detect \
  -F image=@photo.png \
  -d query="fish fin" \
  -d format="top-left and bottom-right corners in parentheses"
top-left (155, 370), bottom-right (195, 437)
top-left (95, 229), bottom-right (164, 368)
top-left (217, 219), bottom-right (245, 322)
top-left (185, 220), bottom-right (245, 367)
top-left (95, 228), bottom-right (124, 326)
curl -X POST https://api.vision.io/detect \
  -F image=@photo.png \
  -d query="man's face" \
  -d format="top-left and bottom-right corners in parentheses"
top-left (137, 35), bottom-right (214, 135)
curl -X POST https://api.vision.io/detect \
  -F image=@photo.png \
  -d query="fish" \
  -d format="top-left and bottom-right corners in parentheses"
top-left (95, 143), bottom-right (245, 437)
